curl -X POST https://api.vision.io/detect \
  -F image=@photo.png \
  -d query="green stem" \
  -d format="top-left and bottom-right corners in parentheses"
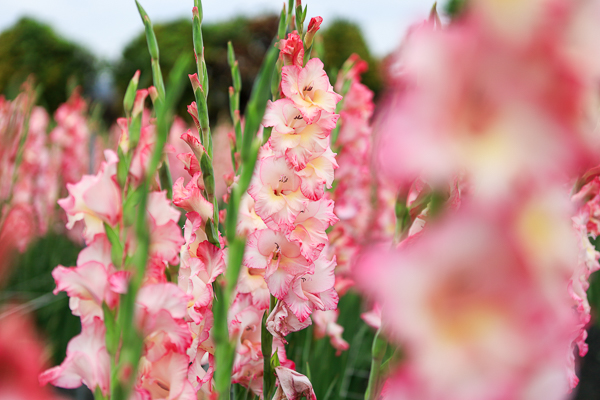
top-left (262, 296), bottom-right (277, 399)
top-left (193, 0), bottom-right (220, 248)
top-left (364, 329), bottom-right (387, 400)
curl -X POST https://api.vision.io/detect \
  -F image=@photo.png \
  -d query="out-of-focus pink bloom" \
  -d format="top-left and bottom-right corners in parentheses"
top-left (130, 124), bottom-right (156, 185)
top-left (58, 150), bottom-right (121, 243)
top-left (361, 303), bottom-right (382, 331)
top-left (40, 317), bottom-right (110, 395)
top-left (0, 309), bottom-right (64, 400)
top-left (0, 204), bottom-right (36, 282)
top-left (312, 310), bottom-right (349, 355)
top-left (50, 89), bottom-right (92, 187)
top-left (281, 58), bottom-right (342, 123)
top-left (278, 31), bottom-right (304, 68)
top-left (165, 117), bottom-right (191, 184)
top-left (355, 209), bottom-right (577, 400)
top-left (376, 9), bottom-right (600, 197)
top-left (272, 366), bottom-right (316, 400)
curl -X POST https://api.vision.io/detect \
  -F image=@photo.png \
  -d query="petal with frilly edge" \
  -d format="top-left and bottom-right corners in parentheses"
top-left (39, 317), bottom-right (110, 395)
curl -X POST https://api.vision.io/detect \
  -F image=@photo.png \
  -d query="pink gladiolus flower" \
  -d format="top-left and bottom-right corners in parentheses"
top-left (136, 352), bottom-right (196, 400)
top-left (180, 129), bottom-right (206, 165)
top-left (244, 229), bottom-right (312, 298)
top-left (58, 150), bottom-right (121, 243)
top-left (237, 193), bottom-right (268, 237)
top-left (376, 12), bottom-right (600, 196)
top-left (281, 58), bottom-right (342, 123)
top-left (312, 310), bottom-right (349, 355)
top-left (177, 152), bottom-right (202, 177)
top-left (52, 233), bottom-right (124, 322)
top-left (282, 252), bottom-right (338, 322)
top-left (355, 209), bottom-right (577, 399)
top-left (136, 283), bottom-right (193, 362)
top-left (304, 17), bottom-right (323, 49)
top-left (295, 147), bottom-right (338, 201)
top-left (263, 99), bottom-right (337, 170)
top-left (266, 301), bottom-right (312, 343)
top-left (148, 191), bottom-right (185, 266)
top-left (307, 16), bottom-right (322, 36)
top-left (278, 31), bottom-right (304, 67)
top-left (173, 174), bottom-right (213, 221)
top-left (288, 198), bottom-right (338, 261)
top-left (129, 124), bottom-right (156, 185)
top-left (39, 317), bottom-right (110, 395)
top-left (272, 366), bottom-right (316, 400)
top-left (248, 156), bottom-right (308, 229)
top-left (132, 89), bottom-right (149, 118)
top-left (236, 268), bottom-right (271, 310)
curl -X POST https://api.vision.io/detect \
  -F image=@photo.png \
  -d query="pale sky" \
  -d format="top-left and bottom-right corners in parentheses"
top-left (0, 1), bottom-right (444, 61)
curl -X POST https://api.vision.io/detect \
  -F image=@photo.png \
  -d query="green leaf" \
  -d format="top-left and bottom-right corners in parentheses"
top-left (102, 302), bottom-right (119, 356)
top-left (271, 349), bottom-right (281, 369)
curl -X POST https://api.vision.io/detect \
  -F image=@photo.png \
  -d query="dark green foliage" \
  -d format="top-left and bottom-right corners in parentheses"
top-left (321, 20), bottom-right (382, 97)
top-left (0, 18), bottom-right (97, 113)
top-left (3, 233), bottom-right (82, 365)
top-left (113, 16), bottom-right (279, 124)
top-left (286, 292), bottom-right (376, 400)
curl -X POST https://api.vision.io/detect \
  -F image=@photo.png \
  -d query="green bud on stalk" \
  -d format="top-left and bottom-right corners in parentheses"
top-left (123, 70), bottom-right (140, 115)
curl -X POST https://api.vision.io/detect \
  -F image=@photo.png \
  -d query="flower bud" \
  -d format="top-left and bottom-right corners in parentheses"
top-left (132, 89), bottom-right (148, 118)
top-left (147, 86), bottom-right (159, 104)
top-left (304, 16), bottom-right (323, 49)
top-left (189, 73), bottom-right (201, 93)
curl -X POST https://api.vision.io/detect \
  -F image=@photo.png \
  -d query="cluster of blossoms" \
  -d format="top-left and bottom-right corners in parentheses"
top-left (327, 55), bottom-right (376, 279)
top-left (172, 18), bottom-right (344, 396)
top-left (356, 1), bottom-right (600, 399)
top-left (0, 86), bottom-right (51, 273)
top-left (321, 54), bottom-right (380, 348)
top-left (39, 90), bottom-right (194, 399)
top-left (0, 85), bottom-right (96, 278)
top-left (249, 26), bottom-right (342, 349)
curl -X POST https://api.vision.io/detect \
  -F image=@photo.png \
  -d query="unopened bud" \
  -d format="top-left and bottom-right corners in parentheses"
top-left (227, 41), bottom-right (235, 66)
top-left (305, 16), bottom-right (323, 48)
top-left (132, 69), bottom-right (141, 85)
top-left (148, 86), bottom-right (159, 103)
top-left (123, 70), bottom-right (141, 114)
top-left (132, 89), bottom-right (148, 118)
top-left (189, 73), bottom-right (201, 93)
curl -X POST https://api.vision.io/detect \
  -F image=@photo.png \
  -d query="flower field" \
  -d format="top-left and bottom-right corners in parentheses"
top-left (2, 1), bottom-right (600, 399)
